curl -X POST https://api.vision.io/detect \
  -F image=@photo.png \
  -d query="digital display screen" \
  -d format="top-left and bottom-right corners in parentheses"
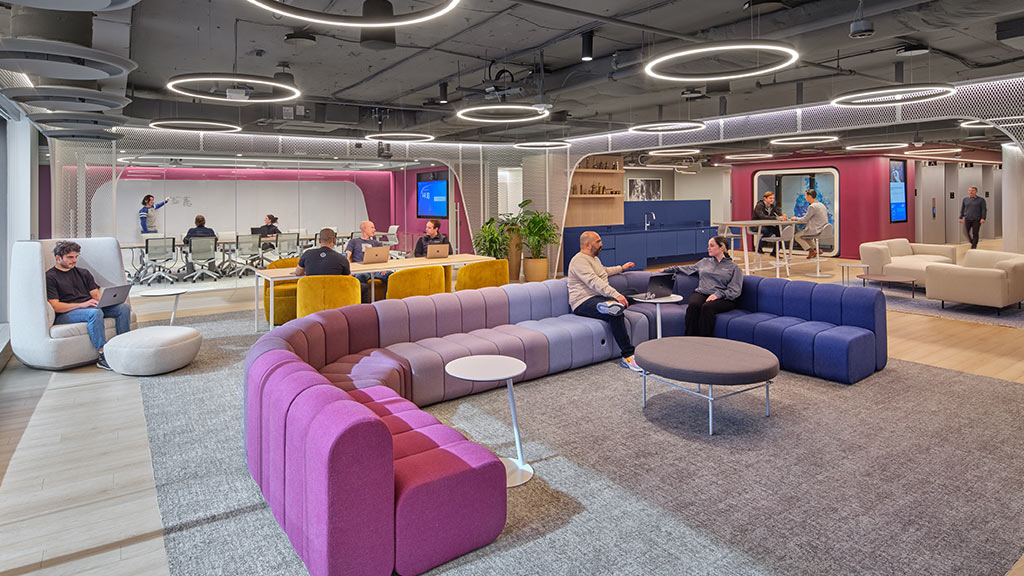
top-left (416, 171), bottom-right (448, 219)
top-left (889, 159), bottom-right (907, 223)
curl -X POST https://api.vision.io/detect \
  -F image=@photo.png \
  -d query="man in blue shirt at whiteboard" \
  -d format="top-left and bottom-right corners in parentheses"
top-left (139, 194), bottom-right (170, 234)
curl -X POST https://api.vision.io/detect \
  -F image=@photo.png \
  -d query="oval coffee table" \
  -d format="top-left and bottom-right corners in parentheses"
top-left (445, 355), bottom-right (532, 487)
top-left (635, 337), bottom-right (780, 435)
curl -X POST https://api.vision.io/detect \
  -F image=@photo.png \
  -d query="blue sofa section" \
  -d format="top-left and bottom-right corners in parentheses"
top-left (609, 272), bottom-right (887, 384)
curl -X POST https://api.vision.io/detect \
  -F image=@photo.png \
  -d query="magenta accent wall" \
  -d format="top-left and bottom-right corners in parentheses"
top-left (394, 167), bottom-right (473, 254)
top-left (730, 156), bottom-right (915, 259)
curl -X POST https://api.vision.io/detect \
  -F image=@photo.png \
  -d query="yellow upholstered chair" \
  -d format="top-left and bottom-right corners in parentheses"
top-left (263, 257), bottom-right (299, 325)
top-left (296, 275), bottom-right (361, 317)
top-left (454, 259), bottom-right (508, 291)
top-left (386, 266), bottom-right (446, 299)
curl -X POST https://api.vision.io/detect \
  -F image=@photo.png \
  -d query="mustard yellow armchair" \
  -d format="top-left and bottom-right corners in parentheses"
top-left (454, 258), bottom-right (508, 291)
top-left (297, 275), bottom-right (361, 317)
top-left (386, 266), bottom-right (445, 299)
top-left (263, 257), bottom-right (299, 325)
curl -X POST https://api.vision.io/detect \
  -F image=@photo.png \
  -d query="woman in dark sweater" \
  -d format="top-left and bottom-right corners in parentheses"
top-left (257, 214), bottom-right (281, 251)
top-left (660, 236), bottom-right (743, 337)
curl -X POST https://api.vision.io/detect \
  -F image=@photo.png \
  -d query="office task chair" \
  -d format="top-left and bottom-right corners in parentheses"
top-left (231, 234), bottom-right (263, 277)
top-left (274, 233), bottom-right (300, 259)
top-left (140, 237), bottom-right (177, 285)
top-left (379, 224), bottom-right (400, 247)
top-left (183, 236), bottom-right (220, 282)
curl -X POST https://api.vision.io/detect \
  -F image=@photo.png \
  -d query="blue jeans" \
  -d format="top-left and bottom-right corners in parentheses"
top-left (54, 303), bottom-right (131, 350)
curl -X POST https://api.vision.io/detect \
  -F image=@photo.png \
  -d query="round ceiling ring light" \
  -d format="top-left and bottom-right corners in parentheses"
top-left (1, 86), bottom-right (130, 111)
top-left (166, 73), bottom-right (301, 103)
top-left (365, 132), bottom-right (435, 143)
top-left (645, 40), bottom-right (799, 82)
top-left (960, 117), bottom-right (1024, 129)
top-left (629, 120), bottom-right (706, 134)
top-left (769, 135), bottom-right (839, 146)
top-left (724, 153), bottom-right (774, 160)
top-left (148, 118), bottom-right (242, 133)
top-left (845, 143), bottom-right (909, 151)
top-left (244, 0), bottom-right (461, 28)
top-left (456, 104), bottom-right (549, 124)
top-left (648, 148), bottom-right (701, 156)
top-left (830, 83), bottom-right (956, 108)
top-left (513, 140), bottom-right (571, 150)
top-left (0, 38), bottom-right (137, 80)
top-left (28, 111), bottom-right (127, 130)
top-left (904, 147), bottom-right (961, 156)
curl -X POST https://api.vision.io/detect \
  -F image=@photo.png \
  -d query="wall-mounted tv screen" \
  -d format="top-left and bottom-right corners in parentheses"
top-left (417, 171), bottom-right (449, 219)
top-left (889, 159), bottom-right (908, 223)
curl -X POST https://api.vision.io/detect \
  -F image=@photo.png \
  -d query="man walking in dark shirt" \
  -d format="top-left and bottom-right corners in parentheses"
top-left (295, 228), bottom-right (351, 277)
top-left (46, 241), bottom-right (131, 370)
top-left (959, 186), bottom-right (987, 249)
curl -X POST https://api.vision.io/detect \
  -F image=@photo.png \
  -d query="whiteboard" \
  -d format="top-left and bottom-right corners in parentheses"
top-left (92, 179), bottom-right (370, 242)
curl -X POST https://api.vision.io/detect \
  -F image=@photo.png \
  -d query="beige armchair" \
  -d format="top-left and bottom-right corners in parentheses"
top-left (925, 249), bottom-right (1024, 312)
top-left (10, 238), bottom-right (137, 370)
top-left (858, 238), bottom-right (956, 287)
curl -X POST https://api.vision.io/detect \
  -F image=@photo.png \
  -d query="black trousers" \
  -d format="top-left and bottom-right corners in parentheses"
top-left (757, 226), bottom-right (780, 254)
top-left (685, 292), bottom-right (737, 337)
top-left (964, 219), bottom-right (982, 248)
top-left (573, 295), bottom-right (634, 358)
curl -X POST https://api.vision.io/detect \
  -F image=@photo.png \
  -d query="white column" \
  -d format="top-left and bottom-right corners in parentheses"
top-left (3, 117), bottom-right (38, 324)
top-left (1001, 143), bottom-right (1024, 253)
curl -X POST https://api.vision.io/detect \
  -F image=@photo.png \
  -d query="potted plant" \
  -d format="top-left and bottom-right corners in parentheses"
top-left (520, 207), bottom-right (560, 283)
top-left (498, 199), bottom-right (531, 282)
top-left (471, 217), bottom-right (510, 259)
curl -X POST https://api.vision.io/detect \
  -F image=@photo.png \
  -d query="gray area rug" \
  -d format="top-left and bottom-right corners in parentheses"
top-left (838, 279), bottom-right (1024, 328)
top-left (140, 312), bottom-right (1024, 576)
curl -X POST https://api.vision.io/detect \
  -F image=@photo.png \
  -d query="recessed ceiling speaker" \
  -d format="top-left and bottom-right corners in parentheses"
top-left (360, 0), bottom-right (397, 50)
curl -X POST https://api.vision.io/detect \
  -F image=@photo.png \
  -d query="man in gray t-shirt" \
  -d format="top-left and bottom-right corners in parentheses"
top-left (345, 220), bottom-right (390, 300)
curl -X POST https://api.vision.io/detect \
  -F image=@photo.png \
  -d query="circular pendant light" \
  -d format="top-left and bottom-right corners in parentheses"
top-left (904, 147), bottom-right (961, 156)
top-left (645, 40), bottom-right (799, 82)
top-left (629, 120), bottom-right (706, 134)
top-left (365, 132), bottom-right (435, 142)
top-left (648, 148), bottom-right (701, 156)
top-left (149, 118), bottom-right (242, 133)
top-left (166, 73), bottom-right (301, 103)
top-left (1, 86), bottom-right (130, 111)
top-left (244, 0), bottom-right (461, 28)
top-left (0, 38), bottom-right (136, 80)
top-left (28, 111), bottom-right (126, 130)
top-left (769, 135), bottom-right (839, 146)
top-left (456, 104), bottom-right (549, 124)
top-left (831, 83), bottom-right (956, 108)
top-left (513, 140), bottom-right (571, 150)
top-left (724, 153), bottom-right (774, 160)
top-left (960, 116), bottom-right (1024, 129)
top-left (845, 142), bottom-right (909, 150)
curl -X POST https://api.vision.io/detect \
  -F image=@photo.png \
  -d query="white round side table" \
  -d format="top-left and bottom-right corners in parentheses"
top-left (444, 355), bottom-right (531, 487)
top-left (139, 287), bottom-right (188, 325)
top-left (633, 293), bottom-right (683, 338)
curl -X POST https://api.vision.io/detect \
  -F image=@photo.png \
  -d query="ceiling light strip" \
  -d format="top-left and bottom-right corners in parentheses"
top-left (723, 153), bottom-right (774, 160)
top-left (845, 143), bottom-right (908, 150)
top-left (831, 83), bottom-right (956, 108)
top-left (514, 140), bottom-right (571, 150)
top-left (456, 104), bottom-right (549, 124)
top-left (648, 148), bottom-right (701, 156)
top-left (245, 0), bottom-right (461, 28)
top-left (149, 118), bottom-right (242, 133)
top-left (365, 132), bottom-right (435, 142)
top-left (645, 40), bottom-right (799, 82)
top-left (629, 121), bottom-right (706, 134)
top-left (769, 135), bottom-right (838, 145)
top-left (166, 73), bottom-right (301, 103)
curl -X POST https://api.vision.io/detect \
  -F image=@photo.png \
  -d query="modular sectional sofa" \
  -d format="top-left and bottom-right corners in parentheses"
top-left (859, 238), bottom-right (957, 286)
top-left (244, 274), bottom-right (886, 574)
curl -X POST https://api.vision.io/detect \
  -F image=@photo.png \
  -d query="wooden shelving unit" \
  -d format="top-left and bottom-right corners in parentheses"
top-left (565, 155), bottom-right (625, 228)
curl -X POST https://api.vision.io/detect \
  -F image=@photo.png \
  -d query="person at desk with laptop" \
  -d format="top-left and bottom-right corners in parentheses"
top-left (414, 219), bottom-right (450, 257)
top-left (345, 220), bottom-right (391, 300)
top-left (255, 214), bottom-right (281, 251)
top-left (46, 241), bottom-right (132, 371)
top-left (295, 228), bottom-right (350, 276)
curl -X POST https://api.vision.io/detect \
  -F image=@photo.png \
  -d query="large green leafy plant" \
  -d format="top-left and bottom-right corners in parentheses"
top-left (471, 217), bottom-right (510, 259)
top-left (520, 208), bottom-right (560, 259)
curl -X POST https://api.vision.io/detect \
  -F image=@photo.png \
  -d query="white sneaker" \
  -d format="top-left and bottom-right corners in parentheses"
top-left (598, 300), bottom-right (625, 316)
top-left (620, 355), bottom-right (643, 372)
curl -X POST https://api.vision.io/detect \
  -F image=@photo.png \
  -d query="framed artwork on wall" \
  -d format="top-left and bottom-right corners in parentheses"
top-left (627, 177), bottom-right (662, 201)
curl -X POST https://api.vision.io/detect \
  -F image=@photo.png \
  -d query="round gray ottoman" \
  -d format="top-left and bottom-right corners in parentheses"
top-left (104, 326), bottom-right (202, 376)
top-left (635, 336), bottom-right (780, 435)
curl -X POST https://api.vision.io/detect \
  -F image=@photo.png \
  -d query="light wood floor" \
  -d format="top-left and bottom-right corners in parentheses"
top-left (2, 238), bottom-right (1023, 575)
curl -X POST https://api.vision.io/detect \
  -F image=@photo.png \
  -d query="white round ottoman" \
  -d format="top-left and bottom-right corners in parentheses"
top-left (104, 326), bottom-right (203, 376)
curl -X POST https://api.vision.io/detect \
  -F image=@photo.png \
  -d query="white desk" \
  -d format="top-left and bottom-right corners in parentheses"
top-left (713, 219), bottom-right (801, 275)
top-left (634, 294), bottom-right (683, 338)
top-left (444, 355), bottom-right (532, 488)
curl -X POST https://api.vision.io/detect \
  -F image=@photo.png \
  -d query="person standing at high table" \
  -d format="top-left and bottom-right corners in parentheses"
top-left (959, 186), bottom-right (987, 249)
top-left (139, 194), bottom-right (170, 234)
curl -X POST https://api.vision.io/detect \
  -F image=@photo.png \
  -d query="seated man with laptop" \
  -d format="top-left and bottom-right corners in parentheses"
top-left (46, 241), bottom-right (132, 371)
top-left (345, 220), bottom-right (391, 301)
top-left (413, 219), bottom-right (450, 257)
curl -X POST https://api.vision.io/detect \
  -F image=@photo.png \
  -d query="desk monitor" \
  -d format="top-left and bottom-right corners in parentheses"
top-left (362, 245), bottom-right (390, 264)
top-left (426, 244), bottom-right (450, 259)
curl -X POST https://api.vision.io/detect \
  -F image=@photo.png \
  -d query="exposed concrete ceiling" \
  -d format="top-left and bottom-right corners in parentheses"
top-left (8, 0), bottom-right (1024, 143)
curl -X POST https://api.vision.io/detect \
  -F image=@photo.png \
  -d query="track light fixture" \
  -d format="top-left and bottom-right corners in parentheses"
top-left (581, 31), bottom-right (594, 62)
top-left (439, 81), bottom-right (449, 104)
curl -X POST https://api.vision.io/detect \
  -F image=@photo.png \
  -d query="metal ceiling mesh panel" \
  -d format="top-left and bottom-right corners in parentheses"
top-left (660, 122), bottom-right (721, 146)
top-left (902, 77), bottom-right (1024, 123)
top-left (204, 132), bottom-right (281, 155)
top-left (723, 111), bottom-right (798, 141)
top-left (799, 103), bottom-right (898, 133)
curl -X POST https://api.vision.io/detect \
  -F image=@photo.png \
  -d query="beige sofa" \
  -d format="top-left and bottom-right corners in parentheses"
top-left (925, 249), bottom-right (1024, 312)
top-left (858, 238), bottom-right (957, 287)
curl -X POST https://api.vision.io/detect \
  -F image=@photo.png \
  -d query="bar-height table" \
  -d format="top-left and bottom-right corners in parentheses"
top-left (712, 219), bottom-right (801, 275)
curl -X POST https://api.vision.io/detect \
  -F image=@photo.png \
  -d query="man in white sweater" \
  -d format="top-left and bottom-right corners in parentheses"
top-left (567, 231), bottom-right (641, 371)
top-left (792, 189), bottom-right (830, 258)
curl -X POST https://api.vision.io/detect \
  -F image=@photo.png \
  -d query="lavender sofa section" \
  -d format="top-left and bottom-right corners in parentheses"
top-left (611, 271), bottom-right (887, 384)
top-left (245, 304), bottom-right (506, 576)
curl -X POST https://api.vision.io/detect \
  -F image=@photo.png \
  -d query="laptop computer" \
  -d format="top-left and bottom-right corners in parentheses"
top-left (250, 227), bottom-right (263, 235)
top-left (96, 284), bottom-right (131, 308)
top-left (622, 274), bottom-right (674, 299)
top-left (362, 245), bottom-right (391, 264)
top-left (426, 244), bottom-right (450, 259)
